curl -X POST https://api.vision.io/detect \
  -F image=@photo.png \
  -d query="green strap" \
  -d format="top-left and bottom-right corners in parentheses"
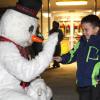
top-left (68, 42), bottom-right (80, 63)
top-left (92, 62), bottom-right (100, 87)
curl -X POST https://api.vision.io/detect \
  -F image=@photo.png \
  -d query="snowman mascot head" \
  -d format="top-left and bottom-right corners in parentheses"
top-left (0, 0), bottom-right (58, 100)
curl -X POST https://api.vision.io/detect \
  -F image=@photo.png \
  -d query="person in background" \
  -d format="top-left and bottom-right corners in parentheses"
top-left (49, 21), bottom-right (64, 68)
top-left (53, 14), bottom-right (100, 100)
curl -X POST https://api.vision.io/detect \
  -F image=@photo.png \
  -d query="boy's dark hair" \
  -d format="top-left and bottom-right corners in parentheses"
top-left (81, 14), bottom-right (100, 27)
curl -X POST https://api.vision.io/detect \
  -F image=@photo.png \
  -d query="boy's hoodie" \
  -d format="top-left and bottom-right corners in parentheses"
top-left (61, 35), bottom-right (100, 87)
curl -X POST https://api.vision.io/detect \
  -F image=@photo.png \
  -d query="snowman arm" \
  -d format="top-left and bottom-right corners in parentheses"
top-left (0, 33), bottom-right (58, 82)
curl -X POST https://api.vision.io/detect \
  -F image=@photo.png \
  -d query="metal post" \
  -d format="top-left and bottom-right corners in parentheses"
top-left (40, 7), bottom-right (43, 34)
top-left (48, 0), bottom-right (50, 33)
top-left (94, 0), bottom-right (97, 15)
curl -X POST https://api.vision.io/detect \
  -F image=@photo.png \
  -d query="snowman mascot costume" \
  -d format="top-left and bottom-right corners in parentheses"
top-left (0, 0), bottom-right (58, 100)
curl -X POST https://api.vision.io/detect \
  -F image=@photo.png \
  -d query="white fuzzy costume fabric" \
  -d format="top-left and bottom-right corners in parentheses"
top-left (0, 9), bottom-right (58, 100)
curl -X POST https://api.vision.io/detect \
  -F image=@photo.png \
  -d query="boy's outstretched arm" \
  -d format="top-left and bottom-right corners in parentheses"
top-left (54, 41), bottom-right (80, 64)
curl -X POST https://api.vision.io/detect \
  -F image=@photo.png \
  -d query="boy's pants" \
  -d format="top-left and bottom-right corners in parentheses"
top-left (77, 84), bottom-right (100, 100)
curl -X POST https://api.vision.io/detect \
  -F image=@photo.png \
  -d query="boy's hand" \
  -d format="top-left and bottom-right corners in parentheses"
top-left (53, 56), bottom-right (62, 62)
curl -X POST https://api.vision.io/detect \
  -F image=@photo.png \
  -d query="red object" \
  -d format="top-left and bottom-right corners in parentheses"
top-left (31, 35), bottom-right (43, 43)
top-left (20, 82), bottom-right (30, 89)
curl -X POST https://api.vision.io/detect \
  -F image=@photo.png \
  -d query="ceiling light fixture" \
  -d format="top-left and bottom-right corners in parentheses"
top-left (56, 0), bottom-right (88, 6)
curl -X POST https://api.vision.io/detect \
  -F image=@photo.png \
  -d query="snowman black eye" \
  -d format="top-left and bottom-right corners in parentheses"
top-left (29, 25), bottom-right (34, 33)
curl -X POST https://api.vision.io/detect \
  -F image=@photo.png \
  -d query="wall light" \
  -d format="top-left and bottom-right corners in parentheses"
top-left (43, 13), bottom-right (51, 17)
top-left (96, 11), bottom-right (100, 15)
top-left (93, 11), bottom-right (100, 15)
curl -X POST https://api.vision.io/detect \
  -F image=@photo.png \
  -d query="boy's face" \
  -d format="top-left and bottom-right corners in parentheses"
top-left (82, 22), bottom-right (99, 40)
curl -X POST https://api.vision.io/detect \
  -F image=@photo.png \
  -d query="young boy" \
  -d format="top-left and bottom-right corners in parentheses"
top-left (54, 14), bottom-right (100, 100)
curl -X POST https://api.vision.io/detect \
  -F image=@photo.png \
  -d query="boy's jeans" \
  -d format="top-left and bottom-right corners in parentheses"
top-left (77, 84), bottom-right (100, 100)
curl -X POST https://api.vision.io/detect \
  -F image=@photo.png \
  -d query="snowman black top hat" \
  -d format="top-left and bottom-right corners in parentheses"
top-left (15, 0), bottom-right (42, 18)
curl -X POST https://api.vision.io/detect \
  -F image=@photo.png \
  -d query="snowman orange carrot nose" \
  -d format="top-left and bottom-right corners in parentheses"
top-left (31, 35), bottom-right (43, 43)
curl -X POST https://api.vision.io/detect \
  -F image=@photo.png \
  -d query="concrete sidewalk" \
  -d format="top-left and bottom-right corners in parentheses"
top-left (41, 63), bottom-right (79, 100)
